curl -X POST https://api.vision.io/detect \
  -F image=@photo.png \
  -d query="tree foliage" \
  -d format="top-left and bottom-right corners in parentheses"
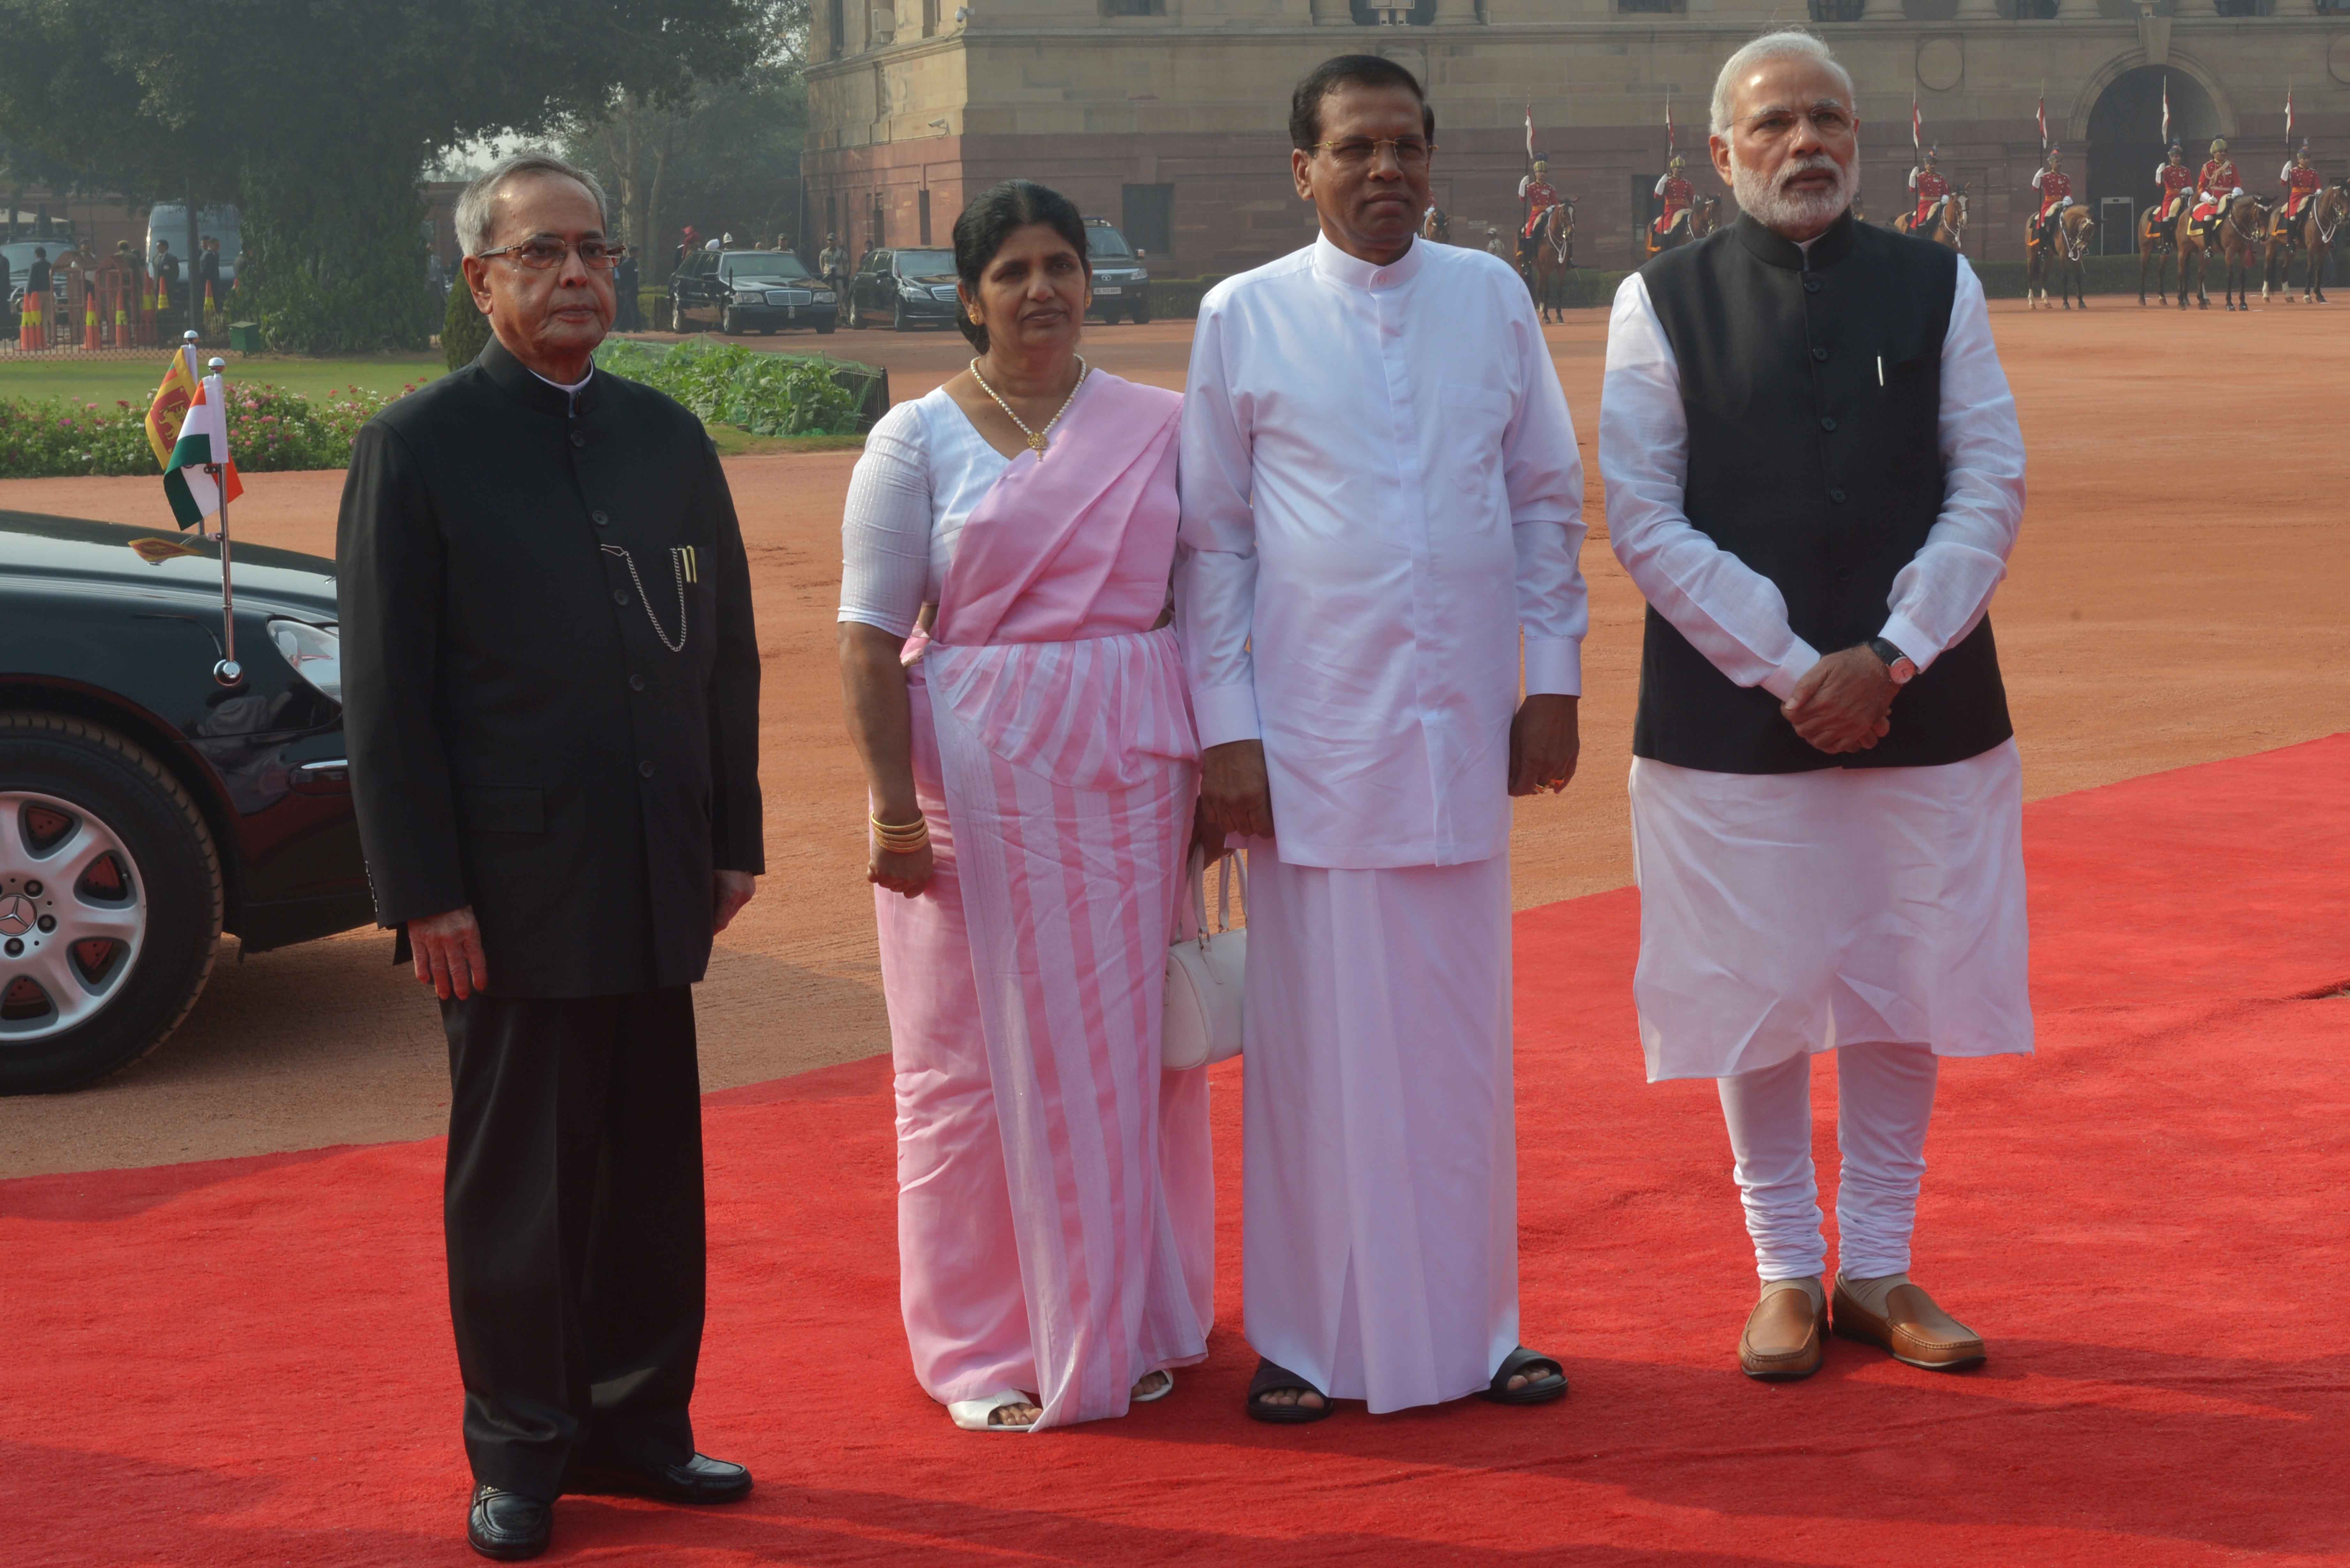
top-left (443, 270), bottom-right (492, 370)
top-left (0, 0), bottom-right (771, 351)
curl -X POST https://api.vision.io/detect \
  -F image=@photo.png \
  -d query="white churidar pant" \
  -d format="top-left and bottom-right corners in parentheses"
top-left (1627, 739), bottom-right (2033, 1084)
top-left (1241, 852), bottom-right (1519, 1412)
top-left (1717, 1042), bottom-right (1940, 1282)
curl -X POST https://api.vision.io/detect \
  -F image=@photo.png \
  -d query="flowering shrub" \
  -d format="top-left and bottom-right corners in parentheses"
top-left (598, 338), bottom-right (864, 437)
top-left (0, 381), bottom-right (412, 478)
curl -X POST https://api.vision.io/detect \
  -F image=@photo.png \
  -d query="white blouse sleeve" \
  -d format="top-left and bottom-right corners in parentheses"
top-left (838, 402), bottom-right (934, 639)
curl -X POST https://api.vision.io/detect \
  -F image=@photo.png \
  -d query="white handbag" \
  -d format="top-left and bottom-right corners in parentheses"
top-left (1162, 848), bottom-right (1246, 1072)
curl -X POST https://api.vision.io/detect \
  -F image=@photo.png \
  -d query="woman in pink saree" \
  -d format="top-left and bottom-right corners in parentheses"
top-left (837, 182), bottom-right (1213, 1431)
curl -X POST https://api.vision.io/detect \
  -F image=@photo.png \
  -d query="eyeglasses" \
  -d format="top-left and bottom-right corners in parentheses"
top-left (476, 237), bottom-right (629, 270)
top-left (1310, 137), bottom-right (1437, 170)
top-left (1736, 105), bottom-right (1857, 141)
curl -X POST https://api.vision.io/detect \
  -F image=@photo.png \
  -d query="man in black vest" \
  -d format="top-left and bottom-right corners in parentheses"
top-left (338, 151), bottom-right (762, 1561)
top-left (1599, 32), bottom-right (2028, 1385)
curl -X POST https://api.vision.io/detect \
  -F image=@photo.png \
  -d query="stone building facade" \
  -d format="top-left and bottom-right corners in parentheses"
top-left (804, 0), bottom-right (2350, 277)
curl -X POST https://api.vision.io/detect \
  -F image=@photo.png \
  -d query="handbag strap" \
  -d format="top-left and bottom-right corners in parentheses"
top-left (1179, 847), bottom-right (1247, 946)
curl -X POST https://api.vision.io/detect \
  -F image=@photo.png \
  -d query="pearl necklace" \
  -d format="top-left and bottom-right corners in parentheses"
top-left (968, 356), bottom-right (1088, 461)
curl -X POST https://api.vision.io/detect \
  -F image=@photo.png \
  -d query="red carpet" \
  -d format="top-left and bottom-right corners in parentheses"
top-left (5, 737), bottom-right (2347, 1566)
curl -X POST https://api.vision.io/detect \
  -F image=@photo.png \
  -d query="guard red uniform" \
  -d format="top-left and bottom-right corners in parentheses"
top-left (1910, 166), bottom-right (1950, 229)
top-left (2282, 161), bottom-right (2323, 221)
top-left (2193, 159), bottom-right (2239, 224)
top-left (2154, 161), bottom-right (2195, 221)
top-left (1521, 177), bottom-right (1561, 240)
top-left (1653, 174), bottom-right (1693, 235)
top-left (2033, 168), bottom-right (2073, 221)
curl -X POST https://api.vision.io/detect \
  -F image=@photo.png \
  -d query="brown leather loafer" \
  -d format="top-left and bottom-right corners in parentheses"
top-left (1738, 1285), bottom-right (1827, 1380)
top-left (1831, 1279), bottom-right (1986, 1371)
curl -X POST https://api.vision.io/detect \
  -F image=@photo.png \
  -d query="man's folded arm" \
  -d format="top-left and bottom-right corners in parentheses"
top-left (1599, 275), bottom-right (1820, 700)
top-left (1504, 297), bottom-right (1589, 697)
top-left (335, 423), bottom-right (466, 925)
top-left (1880, 259), bottom-right (2025, 672)
top-left (701, 436), bottom-right (766, 874)
top-left (1173, 301), bottom-right (1262, 748)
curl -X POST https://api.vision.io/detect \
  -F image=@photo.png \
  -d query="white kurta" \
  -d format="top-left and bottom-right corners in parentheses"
top-left (1176, 234), bottom-right (1586, 1408)
top-left (1600, 249), bottom-right (2034, 1084)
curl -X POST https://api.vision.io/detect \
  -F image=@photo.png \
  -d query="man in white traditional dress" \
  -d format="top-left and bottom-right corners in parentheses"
top-left (1177, 53), bottom-right (1587, 1422)
top-left (1599, 30), bottom-right (2030, 1383)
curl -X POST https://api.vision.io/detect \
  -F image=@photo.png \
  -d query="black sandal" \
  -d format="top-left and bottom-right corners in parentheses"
top-left (1246, 1357), bottom-right (1334, 1424)
top-left (1478, 1346), bottom-right (1568, 1405)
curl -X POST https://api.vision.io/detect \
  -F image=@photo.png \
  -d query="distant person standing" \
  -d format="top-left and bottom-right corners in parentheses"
top-left (198, 236), bottom-right (223, 311)
top-left (615, 246), bottom-right (641, 330)
top-left (25, 246), bottom-right (49, 341)
top-left (338, 150), bottom-right (764, 1562)
top-left (819, 231), bottom-right (849, 298)
top-left (153, 239), bottom-right (181, 313)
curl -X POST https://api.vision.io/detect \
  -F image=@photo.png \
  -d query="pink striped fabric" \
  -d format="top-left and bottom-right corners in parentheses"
top-left (887, 371), bottom-right (1213, 1428)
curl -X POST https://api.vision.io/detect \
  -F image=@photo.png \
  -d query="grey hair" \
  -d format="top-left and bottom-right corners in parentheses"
top-left (454, 151), bottom-right (610, 258)
top-left (1710, 30), bottom-right (1855, 137)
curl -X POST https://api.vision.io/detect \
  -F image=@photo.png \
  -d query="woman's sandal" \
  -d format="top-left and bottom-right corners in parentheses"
top-left (1131, 1369), bottom-right (1175, 1405)
top-left (1477, 1346), bottom-right (1569, 1406)
top-left (947, 1391), bottom-right (1040, 1431)
top-left (1246, 1358), bottom-right (1334, 1424)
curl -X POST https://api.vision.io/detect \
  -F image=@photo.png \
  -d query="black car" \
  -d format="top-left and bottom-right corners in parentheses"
top-left (671, 249), bottom-right (838, 335)
top-left (0, 511), bottom-right (371, 1093)
top-left (1081, 219), bottom-right (1153, 326)
top-left (844, 248), bottom-right (961, 332)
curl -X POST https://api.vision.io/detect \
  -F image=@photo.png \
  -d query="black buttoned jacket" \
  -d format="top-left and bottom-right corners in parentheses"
top-left (337, 339), bottom-right (762, 997)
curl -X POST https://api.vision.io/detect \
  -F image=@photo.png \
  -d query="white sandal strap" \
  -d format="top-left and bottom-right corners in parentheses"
top-left (947, 1391), bottom-right (1037, 1431)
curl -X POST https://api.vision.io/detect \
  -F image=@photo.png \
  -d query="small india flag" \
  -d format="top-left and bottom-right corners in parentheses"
top-left (146, 346), bottom-right (243, 530)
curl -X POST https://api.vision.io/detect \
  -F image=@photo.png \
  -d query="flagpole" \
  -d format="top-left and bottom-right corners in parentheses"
top-left (200, 341), bottom-right (240, 687)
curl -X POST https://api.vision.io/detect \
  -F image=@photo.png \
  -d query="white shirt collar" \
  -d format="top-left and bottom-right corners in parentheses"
top-left (530, 364), bottom-right (595, 396)
top-left (1311, 230), bottom-right (1426, 292)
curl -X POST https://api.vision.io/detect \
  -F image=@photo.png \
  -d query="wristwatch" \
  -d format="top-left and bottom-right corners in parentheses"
top-left (1867, 637), bottom-right (1919, 686)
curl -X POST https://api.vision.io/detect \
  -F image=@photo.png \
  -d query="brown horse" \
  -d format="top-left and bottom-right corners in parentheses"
top-left (1644, 194), bottom-right (1719, 262)
top-left (1420, 205), bottom-right (1452, 245)
top-left (2262, 179), bottom-right (2346, 305)
top-left (2026, 206), bottom-right (2096, 310)
top-left (2215, 196), bottom-right (2270, 312)
top-left (1893, 187), bottom-right (1968, 252)
top-left (2138, 195), bottom-right (2187, 305)
top-left (1528, 198), bottom-right (1577, 323)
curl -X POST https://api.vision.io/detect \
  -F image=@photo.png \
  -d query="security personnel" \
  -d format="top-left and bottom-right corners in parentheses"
top-left (2153, 143), bottom-right (2196, 230)
top-left (2193, 137), bottom-right (2241, 233)
top-left (337, 152), bottom-right (762, 1563)
top-left (2279, 141), bottom-right (2322, 224)
top-left (1908, 146), bottom-right (1951, 234)
top-left (2030, 147), bottom-right (2073, 251)
top-left (1654, 153), bottom-right (1696, 238)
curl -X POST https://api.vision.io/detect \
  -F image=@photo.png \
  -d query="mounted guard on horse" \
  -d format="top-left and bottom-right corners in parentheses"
top-left (1643, 154), bottom-right (1716, 260)
top-left (2140, 143), bottom-right (2196, 305)
top-left (2189, 138), bottom-right (2244, 238)
top-left (1894, 147), bottom-right (1965, 250)
top-left (2264, 145), bottom-right (2344, 305)
top-left (1517, 159), bottom-right (1566, 273)
top-left (2026, 148), bottom-right (2094, 309)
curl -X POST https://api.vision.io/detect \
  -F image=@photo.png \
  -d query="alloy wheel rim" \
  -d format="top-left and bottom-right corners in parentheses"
top-left (0, 791), bottom-right (148, 1042)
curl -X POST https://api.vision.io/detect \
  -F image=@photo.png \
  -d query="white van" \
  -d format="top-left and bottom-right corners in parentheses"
top-left (144, 204), bottom-right (242, 287)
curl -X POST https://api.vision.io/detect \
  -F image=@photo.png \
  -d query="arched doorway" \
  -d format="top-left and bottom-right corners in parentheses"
top-left (2088, 67), bottom-right (2220, 251)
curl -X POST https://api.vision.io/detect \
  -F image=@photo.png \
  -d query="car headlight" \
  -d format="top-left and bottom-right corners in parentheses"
top-left (732, 290), bottom-right (764, 304)
top-left (899, 278), bottom-right (926, 295)
top-left (268, 619), bottom-right (342, 702)
top-left (813, 290), bottom-right (836, 303)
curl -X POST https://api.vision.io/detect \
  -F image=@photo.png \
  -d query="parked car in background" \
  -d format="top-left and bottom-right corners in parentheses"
top-left (3, 239), bottom-right (73, 320)
top-left (0, 510), bottom-right (372, 1094)
top-left (671, 248), bottom-right (837, 335)
top-left (1083, 219), bottom-right (1151, 325)
top-left (844, 247), bottom-right (960, 332)
top-left (144, 204), bottom-right (242, 288)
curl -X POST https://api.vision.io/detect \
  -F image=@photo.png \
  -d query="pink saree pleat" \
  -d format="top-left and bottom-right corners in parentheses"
top-left (882, 373), bottom-right (1212, 1429)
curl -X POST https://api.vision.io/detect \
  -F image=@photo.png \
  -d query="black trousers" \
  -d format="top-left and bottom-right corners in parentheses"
top-left (441, 987), bottom-right (705, 1500)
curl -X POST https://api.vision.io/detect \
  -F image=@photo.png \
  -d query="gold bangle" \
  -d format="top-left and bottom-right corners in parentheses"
top-left (870, 812), bottom-right (929, 852)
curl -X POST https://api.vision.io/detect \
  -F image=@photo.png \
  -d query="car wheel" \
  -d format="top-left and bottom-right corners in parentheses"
top-left (1132, 299), bottom-right (1152, 326)
top-left (816, 319), bottom-right (836, 335)
top-left (0, 713), bottom-right (222, 1094)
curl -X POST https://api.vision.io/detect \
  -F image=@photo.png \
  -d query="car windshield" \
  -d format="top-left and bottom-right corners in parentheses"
top-left (1088, 226), bottom-right (1135, 259)
top-left (720, 252), bottom-right (810, 281)
top-left (894, 250), bottom-right (955, 276)
top-left (3, 241), bottom-right (58, 271)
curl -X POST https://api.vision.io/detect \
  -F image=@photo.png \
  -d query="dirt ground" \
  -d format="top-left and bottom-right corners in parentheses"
top-left (3, 299), bottom-right (2344, 1177)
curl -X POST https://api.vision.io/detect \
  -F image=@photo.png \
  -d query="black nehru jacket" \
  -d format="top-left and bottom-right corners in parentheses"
top-left (337, 338), bottom-right (762, 996)
top-left (1633, 211), bottom-right (2012, 775)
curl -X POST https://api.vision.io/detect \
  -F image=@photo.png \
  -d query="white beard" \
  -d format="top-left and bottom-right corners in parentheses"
top-left (1730, 149), bottom-right (1857, 235)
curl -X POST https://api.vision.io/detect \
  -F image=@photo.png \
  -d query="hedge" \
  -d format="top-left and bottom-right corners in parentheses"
top-left (595, 337), bottom-right (888, 436)
top-left (0, 382), bottom-right (411, 478)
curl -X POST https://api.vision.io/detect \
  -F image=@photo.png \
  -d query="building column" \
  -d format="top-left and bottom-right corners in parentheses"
top-left (1312, 0), bottom-right (1353, 24)
top-left (1431, 0), bottom-right (1480, 22)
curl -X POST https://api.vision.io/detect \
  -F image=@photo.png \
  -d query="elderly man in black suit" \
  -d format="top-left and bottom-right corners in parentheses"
top-left (337, 150), bottom-right (763, 1562)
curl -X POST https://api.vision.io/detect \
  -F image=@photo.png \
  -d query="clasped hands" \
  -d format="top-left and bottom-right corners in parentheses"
top-left (1782, 645), bottom-right (1899, 754)
top-left (407, 871), bottom-right (758, 999)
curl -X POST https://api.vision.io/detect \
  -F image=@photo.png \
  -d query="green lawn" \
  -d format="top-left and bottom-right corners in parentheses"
top-left (0, 354), bottom-right (446, 407)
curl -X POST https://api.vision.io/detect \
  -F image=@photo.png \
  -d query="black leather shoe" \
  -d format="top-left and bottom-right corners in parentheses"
top-left (567, 1452), bottom-right (752, 1505)
top-left (467, 1484), bottom-right (552, 1561)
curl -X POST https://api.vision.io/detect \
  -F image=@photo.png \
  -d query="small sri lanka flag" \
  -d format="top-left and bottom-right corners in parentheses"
top-left (145, 345), bottom-right (242, 530)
